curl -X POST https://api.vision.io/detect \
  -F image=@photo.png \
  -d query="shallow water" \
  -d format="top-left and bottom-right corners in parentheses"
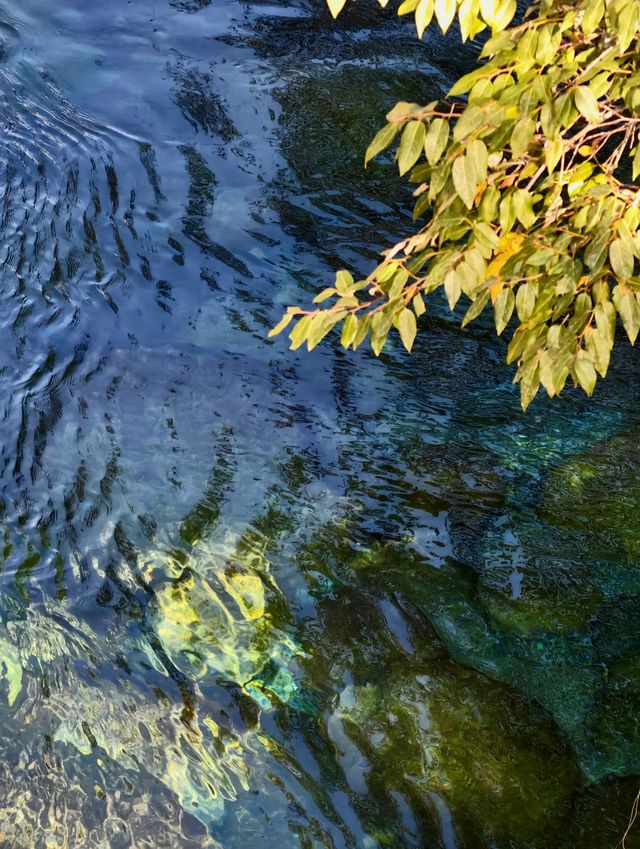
top-left (0, 1), bottom-right (639, 847)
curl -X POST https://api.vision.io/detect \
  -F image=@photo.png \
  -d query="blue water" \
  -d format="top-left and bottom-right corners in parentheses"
top-left (0, 1), bottom-right (639, 846)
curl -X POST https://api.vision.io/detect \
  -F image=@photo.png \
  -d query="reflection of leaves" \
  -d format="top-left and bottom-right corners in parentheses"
top-left (180, 146), bottom-right (252, 277)
top-left (170, 0), bottom-right (212, 11)
top-left (172, 65), bottom-right (238, 141)
top-left (180, 427), bottom-right (236, 546)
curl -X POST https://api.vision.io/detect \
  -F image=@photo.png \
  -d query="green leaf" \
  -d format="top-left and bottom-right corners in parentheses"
top-left (444, 269), bottom-right (462, 310)
top-left (513, 189), bottom-right (536, 228)
top-left (610, 239), bottom-right (634, 280)
top-left (386, 102), bottom-right (421, 122)
top-left (473, 221), bottom-right (499, 253)
top-left (336, 269), bottom-right (355, 294)
top-left (584, 228), bottom-right (609, 273)
top-left (480, 0), bottom-right (516, 31)
top-left (453, 104), bottom-right (485, 142)
top-left (544, 137), bottom-right (564, 173)
top-left (365, 123), bottom-right (399, 166)
top-left (370, 312), bottom-right (387, 356)
top-left (424, 118), bottom-right (450, 166)
top-left (516, 282), bottom-right (537, 322)
top-left (412, 293), bottom-right (426, 317)
top-left (341, 313), bottom-right (358, 347)
top-left (494, 0), bottom-right (516, 31)
top-left (613, 286), bottom-right (640, 344)
top-left (289, 315), bottom-right (312, 350)
top-left (480, 30), bottom-right (512, 57)
top-left (595, 300), bottom-right (616, 343)
top-left (518, 357), bottom-right (540, 410)
top-left (574, 86), bottom-right (600, 122)
top-left (494, 287), bottom-right (515, 335)
top-left (448, 69), bottom-right (483, 97)
top-left (574, 351), bottom-right (597, 396)
top-left (499, 194), bottom-right (515, 233)
top-left (307, 313), bottom-right (334, 351)
top-left (466, 139), bottom-right (488, 187)
top-left (398, 0), bottom-right (419, 12)
top-left (353, 313), bottom-right (371, 349)
top-left (377, 262), bottom-right (399, 286)
top-left (452, 154), bottom-right (477, 209)
top-left (633, 145), bottom-right (640, 182)
top-left (413, 192), bottom-right (431, 220)
top-left (617, 0), bottom-right (639, 52)
top-left (398, 121), bottom-right (426, 176)
top-left (586, 326), bottom-right (612, 377)
top-left (313, 288), bottom-right (337, 304)
top-left (398, 307), bottom-right (418, 351)
top-left (510, 118), bottom-right (535, 158)
top-left (388, 268), bottom-right (409, 299)
top-left (269, 312), bottom-right (295, 338)
top-left (461, 289), bottom-right (490, 326)
top-left (459, 0), bottom-right (484, 41)
top-left (371, 331), bottom-right (388, 357)
top-left (581, 0), bottom-right (604, 36)
top-left (539, 348), bottom-right (572, 398)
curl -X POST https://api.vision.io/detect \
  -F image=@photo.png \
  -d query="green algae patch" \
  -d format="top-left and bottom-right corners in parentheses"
top-left (333, 661), bottom-right (579, 848)
top-left (477, 560), bottom-right (602, 636)
top-left (541, 435), bottom-right (640, 564)
top-left (572, 777), bottom-right (640, 849)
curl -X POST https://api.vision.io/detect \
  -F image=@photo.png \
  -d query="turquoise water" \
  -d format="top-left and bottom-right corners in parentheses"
top-left (0, 1), bottom-right (639, 846)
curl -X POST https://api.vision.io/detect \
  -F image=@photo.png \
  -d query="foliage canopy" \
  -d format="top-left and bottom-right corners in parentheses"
top-left (271, 0), bottom-right (640, 408)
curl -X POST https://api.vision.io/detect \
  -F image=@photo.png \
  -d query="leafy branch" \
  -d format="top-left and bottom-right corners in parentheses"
top-left (271, 0), bottom-right (640, 409)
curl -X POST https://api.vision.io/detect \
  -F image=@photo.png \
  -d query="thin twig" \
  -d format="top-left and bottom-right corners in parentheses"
top-left (618, 787), bottom-right (640, 849)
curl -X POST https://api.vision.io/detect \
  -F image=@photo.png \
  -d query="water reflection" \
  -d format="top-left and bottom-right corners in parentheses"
top-left (0, 0), bottom-right (637, 847)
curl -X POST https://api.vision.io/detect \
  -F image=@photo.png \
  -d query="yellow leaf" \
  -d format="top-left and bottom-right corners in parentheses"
top-left (268, 312), bottom-right (294, 338)
top-left (327, 0), bottom-right (348, 18)
top-left (415, 0), bottom-right (434, 36)
top-left (434, 0), bottom-right (456, 33)
top-left (399, 308), bottom-right (417, 352)
top-left (489, 281), bottom-right (504, 305)
top-left (486, 232), bottom-right (525, 302)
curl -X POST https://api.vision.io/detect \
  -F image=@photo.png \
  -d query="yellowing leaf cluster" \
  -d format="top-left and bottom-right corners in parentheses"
top-left (272, 0), bottom-right (640, 409)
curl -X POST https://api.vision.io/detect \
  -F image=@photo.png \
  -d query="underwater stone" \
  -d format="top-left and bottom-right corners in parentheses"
top-left (335, 661), bottom-right (579, 848)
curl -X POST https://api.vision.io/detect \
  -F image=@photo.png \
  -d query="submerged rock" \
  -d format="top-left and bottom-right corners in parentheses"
top-left (540, 434), bottom-right (640, 564)
top-left (332, 659), bottom-right (580, 848)
top-left (146, 536), bottom-right (303, 711)
top-left (0, 517), bottom-right (309, 837)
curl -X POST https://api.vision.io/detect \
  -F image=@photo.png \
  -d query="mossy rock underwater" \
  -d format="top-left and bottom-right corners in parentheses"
top-left (540, 433), bottom-right (640, 565)
top-left (476, 551), bottom-right (602, 637)
top-left (332, 660), bottom-right (580, 848)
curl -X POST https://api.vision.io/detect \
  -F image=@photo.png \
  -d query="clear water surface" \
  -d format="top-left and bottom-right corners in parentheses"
top-left (0, 1), bottom-right (639, 847)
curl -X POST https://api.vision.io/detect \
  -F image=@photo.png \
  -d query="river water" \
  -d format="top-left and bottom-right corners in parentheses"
top-left (0, 1), bottom-right (639, 847)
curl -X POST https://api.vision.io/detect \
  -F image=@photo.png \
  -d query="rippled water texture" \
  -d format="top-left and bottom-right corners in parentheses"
top-left (0, 1), bottom-right (640, 847)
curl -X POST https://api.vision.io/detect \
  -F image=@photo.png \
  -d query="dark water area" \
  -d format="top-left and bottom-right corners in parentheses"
top-left (0, 1), bottom-right (638, 846)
